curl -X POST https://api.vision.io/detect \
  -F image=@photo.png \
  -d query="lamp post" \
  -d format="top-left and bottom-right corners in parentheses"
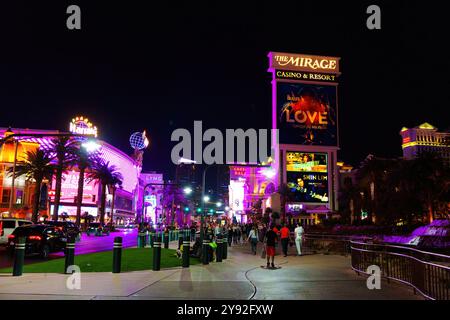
top-left (200, 165), bottom-right (214, 243)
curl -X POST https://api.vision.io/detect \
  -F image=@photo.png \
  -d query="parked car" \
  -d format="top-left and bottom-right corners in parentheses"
top-left (7, 225), bottom-right (67, 258)
top-left (86, 222), bottom-right (110, 236)
top-left (44, 221), bottom-right (81, 239)
top-left (0, 218), bottom-right (33, 245)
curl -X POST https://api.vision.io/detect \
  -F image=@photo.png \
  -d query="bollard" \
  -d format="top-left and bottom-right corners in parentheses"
top-left (64, 236), bottom-right (76, 274)
top-left (12, 237), bottom-right (26, 276)
top-left (153, 235), bottom-right (162, 271)
top-left (216, 235), bottom-right (223, 262)
top-left (222, 235), bottom-right (228, 260)
top-left (182, 239), bottom-right (190, 268)
top-left (113, 237), bottom-right (122, 273)
top-left (164, 232), bottom-right (169, 249)
top-left (202, 238), bottom-right (210, 265)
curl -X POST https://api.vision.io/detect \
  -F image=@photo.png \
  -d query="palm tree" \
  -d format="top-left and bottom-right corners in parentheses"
top-left (73, 145), bottom-right (97, 227)
top-left (412, 152), bottom-right (450, 223)
top-left (86, 159), bottom-right (123, 225)
top-left (51, 136), bottom-right (78, 221)
top-left (7, 149), bottom-right (55, 223)
top-left (108, 175), bottom-right (123, 228)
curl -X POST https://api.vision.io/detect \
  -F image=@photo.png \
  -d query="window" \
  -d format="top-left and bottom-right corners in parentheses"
top-left (2, 221), bottom-right (16, 229)
top-left (1, 189), bottom-right (11, 204)
top-left (18, 221), bottom-right (32, 226)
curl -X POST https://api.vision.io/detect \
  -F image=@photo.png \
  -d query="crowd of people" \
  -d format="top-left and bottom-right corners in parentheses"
top-left (138, 220), bottom-right (306, 269)
top-left (191, 221), bottom-right (305, 268)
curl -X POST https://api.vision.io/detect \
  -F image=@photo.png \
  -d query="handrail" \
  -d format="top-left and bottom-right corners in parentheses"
top-left (350, 240), bottom-right (450, 260)
top-left (350, 240), bottom-right (450, 300)
top-left (351, 245), bottom-right (450, 270)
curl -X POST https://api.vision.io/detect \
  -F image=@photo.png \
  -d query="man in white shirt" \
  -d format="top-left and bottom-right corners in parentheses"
top-left (294, 223), bottom-right (304, 256)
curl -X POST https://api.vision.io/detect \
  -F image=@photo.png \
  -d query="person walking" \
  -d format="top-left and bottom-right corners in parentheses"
top-left (247, 225), bottom-right (259, 255)
top-left (190, 224), bottom-right (196, 242)
top-left (264, 224), bottom-right (278, 268)
top-left (227, 225), bottom-right (233, 246)
top-left (280, 223), bottom-right (291, 257)
top-left (236, 225), bottom-right (241, 245)
top-left (294, 222), bottom-right (304, 256)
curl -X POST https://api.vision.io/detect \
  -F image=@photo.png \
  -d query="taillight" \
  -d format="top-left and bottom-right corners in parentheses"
top-left (8, 234), bottom-right (15, 240)
top-left (28, 235), bottom-right (42, 241)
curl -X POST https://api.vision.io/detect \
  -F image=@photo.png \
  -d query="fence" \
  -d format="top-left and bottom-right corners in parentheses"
top-left (351, 241), bottom-right (450, 300)
top-left (302, 233), bottom-right (373, 255)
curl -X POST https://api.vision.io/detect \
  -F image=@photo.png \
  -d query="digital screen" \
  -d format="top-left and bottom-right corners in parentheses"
top-left (286, 152), bottom-right (329, 203)
top-left (50, 171), bottom-right (98, 204)
top-left (286, 152), bottom-right (327, 172)
top-left (277, 82), bottom-right (338, 146)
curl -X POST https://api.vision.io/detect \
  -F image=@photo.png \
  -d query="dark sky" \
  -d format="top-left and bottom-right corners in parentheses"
top-left (1, 0), bottom-right (450, 179)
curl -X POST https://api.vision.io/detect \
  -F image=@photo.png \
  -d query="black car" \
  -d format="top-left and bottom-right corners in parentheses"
top-left (45, 221), bottom-right (81, 239)
top-left (7, 225), bottom-right (67, 258)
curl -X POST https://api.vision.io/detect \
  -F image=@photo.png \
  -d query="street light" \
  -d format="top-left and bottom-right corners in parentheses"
top-left (216, 202), bottom-right (222, 208)
top-left (203, 196), bottom-right (210, 202)
top-left (183, 187), bottom-right (193, 195)
top-left (82, 140), bottom-right (101, 153)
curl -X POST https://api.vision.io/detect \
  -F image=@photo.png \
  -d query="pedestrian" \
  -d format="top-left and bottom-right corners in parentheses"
top-left (190, 224), bottom-right (196, 242)
top-left (247, 225), bottom-right (259, 255)
top-left (227, 225), bottom-right (233, 246)
top-left (280, 223), bottom-right (290, 257)
top-left (264, 224), bottom-right (278, 269)
top-left (294, 222), bottom-right (304, 256)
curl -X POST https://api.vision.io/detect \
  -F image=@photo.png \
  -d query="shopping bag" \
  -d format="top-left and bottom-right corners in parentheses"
top-left (261, 246), bottom-right (266, 259)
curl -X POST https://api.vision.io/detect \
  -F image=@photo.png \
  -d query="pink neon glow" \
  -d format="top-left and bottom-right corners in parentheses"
top-left (51, 170), bottom-right (98, 204)
top-left (98, 142), bottom-right (140, 193)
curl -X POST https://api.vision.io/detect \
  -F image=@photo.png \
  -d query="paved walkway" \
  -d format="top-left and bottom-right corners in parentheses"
top-left (0, 243), bottom-right (423, 300)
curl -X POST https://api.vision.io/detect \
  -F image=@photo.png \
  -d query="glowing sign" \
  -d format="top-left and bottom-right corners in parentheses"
top-left (50, 205), bottom-right (98, 217)
top-left (269, 52), bottom-right (340, 74)
top-left (286, 152), bottom-right (328, 204)
top-left (277, 82), bottom-right (338, 146)
top-left (69, 116), bottom-right (98, 137)
top-left (51, 171), bottom-right (98, 204)
top-left (286, 152), bottom-right (327, 172)
top-left (229, 180), bottom-right (245, 212)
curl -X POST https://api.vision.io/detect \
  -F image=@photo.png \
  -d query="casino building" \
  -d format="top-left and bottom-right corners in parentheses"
top-left (400, 122), bottom-right (450, 163)
top-left (0, 117), bottom-right (141, 224)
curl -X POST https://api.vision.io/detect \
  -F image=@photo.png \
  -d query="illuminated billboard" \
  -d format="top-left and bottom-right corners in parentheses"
top-left (50, 171), bottom-right (99, 204)
top-left (286, 152), bottom-right (328, 204)
top-left (286, 152), bottom-right (327, 172)
top-left (277, 82), bottom-right (338, 146)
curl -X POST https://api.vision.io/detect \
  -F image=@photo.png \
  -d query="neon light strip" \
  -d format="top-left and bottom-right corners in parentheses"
top-left (402, 141), bottom-right (450, 149)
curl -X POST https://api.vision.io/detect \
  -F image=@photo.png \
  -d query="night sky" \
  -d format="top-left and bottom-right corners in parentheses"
top-left (1, 0), bottom-right (449, 180)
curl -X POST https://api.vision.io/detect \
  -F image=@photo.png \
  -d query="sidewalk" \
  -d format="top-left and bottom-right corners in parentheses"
top-left (0, 243), bottom-right (423, 300)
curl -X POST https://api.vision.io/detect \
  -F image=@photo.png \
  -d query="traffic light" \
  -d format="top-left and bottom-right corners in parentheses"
top-left (184, 207), bottom-right (189, 212)
top-left (208, 208), bottom-right (214, 214)
top-left (196, 208), bottom-right (202, 213)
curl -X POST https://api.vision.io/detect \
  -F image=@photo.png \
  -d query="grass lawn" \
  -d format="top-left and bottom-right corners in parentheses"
top-left (0, 248), bottom-right (200, 273)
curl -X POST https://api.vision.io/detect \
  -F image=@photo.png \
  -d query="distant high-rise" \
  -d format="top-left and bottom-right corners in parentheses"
top-left (400, 123), bottom-right (450, 162)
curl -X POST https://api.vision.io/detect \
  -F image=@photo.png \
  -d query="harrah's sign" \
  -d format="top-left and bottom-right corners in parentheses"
top-left (268, 52), bottom-right (340, 74)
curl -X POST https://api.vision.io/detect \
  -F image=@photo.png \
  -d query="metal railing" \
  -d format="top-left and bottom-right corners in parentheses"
top-left (351, 241), bottom-right (450, 300)
top-left (301, 233), bottom-right (373, 255)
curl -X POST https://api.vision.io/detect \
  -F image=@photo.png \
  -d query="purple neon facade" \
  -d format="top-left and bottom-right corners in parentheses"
top-left (0, 127), bottom-right (141, 223)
